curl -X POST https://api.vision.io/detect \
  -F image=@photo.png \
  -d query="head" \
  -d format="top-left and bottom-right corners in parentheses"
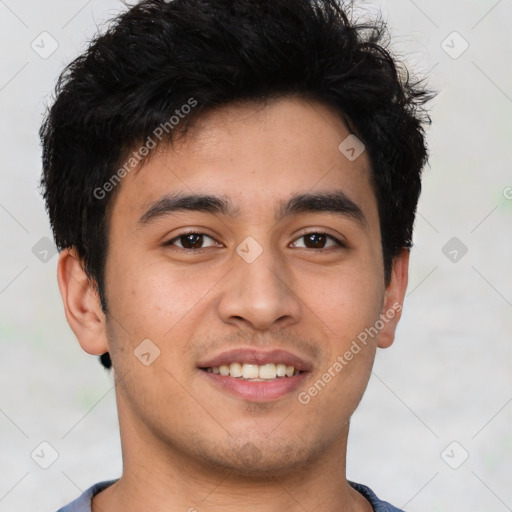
top-left (40, 0), bottom-right (432, 477)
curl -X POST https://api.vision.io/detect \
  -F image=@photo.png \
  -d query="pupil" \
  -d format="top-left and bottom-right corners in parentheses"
top-left (184, 234), bottom-right (202, 248)
top-left (179, 234), bottom-right (327, 249)
top-left (307, 233), bottom-right (325, 248)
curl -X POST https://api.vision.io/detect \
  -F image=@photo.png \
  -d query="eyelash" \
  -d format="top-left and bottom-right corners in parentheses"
top-left (164, 231), bottom-right (346, 252)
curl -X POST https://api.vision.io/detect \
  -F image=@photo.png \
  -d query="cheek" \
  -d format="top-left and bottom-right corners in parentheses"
top-left (295, 258), bottom-right (383, 402)
top-left (107, 254), bottom-right (222, 342)
top-left (299, 261), bottom-right (384, 335)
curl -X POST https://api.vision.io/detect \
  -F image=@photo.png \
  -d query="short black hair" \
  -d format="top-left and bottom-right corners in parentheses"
top-left (40, 0), bottom-right (434, 370)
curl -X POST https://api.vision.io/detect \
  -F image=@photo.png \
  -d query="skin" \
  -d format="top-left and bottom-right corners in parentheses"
top-left (58, 96), bottom-right (409, 511)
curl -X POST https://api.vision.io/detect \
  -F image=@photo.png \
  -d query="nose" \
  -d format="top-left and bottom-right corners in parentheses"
top-left (217, 241), bottom-right (302, 331)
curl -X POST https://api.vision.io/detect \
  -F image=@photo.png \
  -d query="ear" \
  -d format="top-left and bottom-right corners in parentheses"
top-left (57, 248), bottom-right (109, 355)
top-left (377, 248), bottom-right (410, 349)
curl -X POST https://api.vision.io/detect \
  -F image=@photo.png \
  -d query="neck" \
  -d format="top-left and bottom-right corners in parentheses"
top-left (93, 395), bottom-right (371, 512)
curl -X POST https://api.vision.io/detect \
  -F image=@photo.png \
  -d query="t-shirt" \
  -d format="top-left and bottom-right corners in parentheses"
top-left (56, 479), bottom-right (404, 511)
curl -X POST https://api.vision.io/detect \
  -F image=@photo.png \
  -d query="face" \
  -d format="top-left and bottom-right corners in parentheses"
top-left (75, 97), bottom-right (407, 477)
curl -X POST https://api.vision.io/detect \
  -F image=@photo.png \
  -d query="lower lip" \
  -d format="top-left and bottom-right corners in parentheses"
top-left (200, 370), bottom-right (308, 401)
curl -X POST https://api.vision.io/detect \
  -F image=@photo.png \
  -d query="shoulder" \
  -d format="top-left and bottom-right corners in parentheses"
top-left (56, 478), bottom-right (402, 511)
top-left (348, 480), bottom-right (405, 512)
top-left (55, 480), bottom-right (118, 512)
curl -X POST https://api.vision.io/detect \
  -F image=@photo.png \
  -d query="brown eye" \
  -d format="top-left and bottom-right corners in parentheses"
top-left (292, 232), bottom-right (344, 249)
top-left (166, 233), bottom-right (219, 250)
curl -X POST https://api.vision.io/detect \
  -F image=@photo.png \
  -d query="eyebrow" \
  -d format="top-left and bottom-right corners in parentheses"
top-left (138, 190), bottom-right (367, 228)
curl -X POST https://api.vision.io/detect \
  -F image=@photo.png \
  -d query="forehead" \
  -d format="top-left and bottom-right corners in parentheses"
top-left (110, 97), bottom-right (377, 228)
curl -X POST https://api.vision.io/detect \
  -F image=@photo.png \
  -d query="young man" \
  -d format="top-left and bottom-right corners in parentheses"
top-left (40, 0), bottom-right (433, 510)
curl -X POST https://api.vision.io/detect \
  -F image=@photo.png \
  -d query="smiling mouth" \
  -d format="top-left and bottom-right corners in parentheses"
top-left (200, 362), bottom-right (304, 381)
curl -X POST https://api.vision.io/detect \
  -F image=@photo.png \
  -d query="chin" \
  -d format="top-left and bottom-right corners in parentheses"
top-left (189, 434), bottom-right (326, 479)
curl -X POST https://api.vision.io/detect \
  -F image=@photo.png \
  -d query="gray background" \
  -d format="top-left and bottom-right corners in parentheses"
top-left (1, 0), bottom-right (511, 510)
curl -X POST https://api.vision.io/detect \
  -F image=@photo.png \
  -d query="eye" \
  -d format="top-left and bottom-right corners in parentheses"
top-left (164, 231), bottom-right (346, 251)
top-left (165, 232), bottom-right (221, 250)
top-left (291, 232), bottom-right (345, 250)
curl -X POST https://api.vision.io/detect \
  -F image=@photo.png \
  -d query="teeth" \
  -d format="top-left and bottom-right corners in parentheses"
top-left (242, 364), bottom-right (259, 379)
top-left (259, 363), bottom-right (276, 379)
top-left (276, 363), bottom-right (287, 377)
top-left (207, 362), bottom-right (301, 379)
top-left (229, 362), bottom-right (243, 378)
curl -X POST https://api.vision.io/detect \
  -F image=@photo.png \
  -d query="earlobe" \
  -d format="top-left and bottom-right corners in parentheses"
top-left (57, 248), bottom-right (109, 355)
top-left (377, 249), bottom-right (410, 349)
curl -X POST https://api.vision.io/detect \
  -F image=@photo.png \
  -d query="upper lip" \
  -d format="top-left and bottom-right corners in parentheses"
top-left (198, 348), bottom-right (313, 373)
